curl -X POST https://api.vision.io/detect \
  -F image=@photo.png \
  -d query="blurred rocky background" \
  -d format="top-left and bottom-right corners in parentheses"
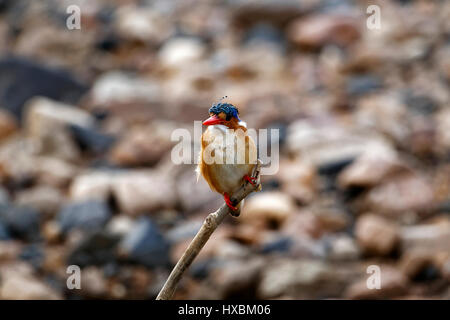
top-left (0, 0), bottom-right (449, 300)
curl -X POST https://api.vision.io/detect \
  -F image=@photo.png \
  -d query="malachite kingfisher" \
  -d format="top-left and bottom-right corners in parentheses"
top-left (196, 99), bottom-right (258, 216)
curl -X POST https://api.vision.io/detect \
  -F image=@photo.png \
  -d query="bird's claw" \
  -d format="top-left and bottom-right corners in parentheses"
top-left (243, 174), bottom-right (257, 186)
top-left (224, 193), bottom-right (238, 212)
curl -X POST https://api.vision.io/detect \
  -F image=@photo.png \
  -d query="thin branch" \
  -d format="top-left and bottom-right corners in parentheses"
top-left (156, 160), bottom-right (262, 300)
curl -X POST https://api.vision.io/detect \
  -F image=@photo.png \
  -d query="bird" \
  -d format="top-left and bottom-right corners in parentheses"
top-left (196, 98), bottom-right (258, 216)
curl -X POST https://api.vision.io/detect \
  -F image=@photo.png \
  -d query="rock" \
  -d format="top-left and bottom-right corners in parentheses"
top-left (0, 56), bottom-right (87, 121)
top-left (436, 108), bottom-right (450, 152)
top-left (89, 72), bottom-right (160, 107)
top-left (357, 173), bottom-right (434, 218)
top-left (0, 205), bottom-right (41, 241)
top-left (159, 37), bottom-right (206, 68)
top-left (57, 200), bottom-right (112, 233)
top-left (119, 217), bottom-right (170, 268)
top-left (327, 234), bottom-right (360, 261)
top-left (0, 186), bottom-right (9, 204)
top-left (0, 221), bottom-right (9, 240)
top-left (355, 92), bottom-right (410, 144)
top-left (260, 236), bottom-right (292, 254)
top-left (241, 192), bottom-right (296, 227)
top-left (70, 171), bottom-right (114, 202)
top-left (166, 219), bottom-right (203, 243)
top-left (313, 204), bottom-right (350, 234)
top-left (24, 97), bottom-right (94, 161)
top-left (110, 122), bottom-right (175, 167)
top-left (0, 269), bottom-right (61, 300)
top-left (35, 156), bottom-right (79, 187)
top-left (67, 231), bottom-right (120, 267)
top-left (355, 214), bottom-right (399, 256)
top-left (244, 23), bottom-right (286, 49)
top-left (258, 259), bottom-right (336, 299)
top-left (288, 14), bottom-right (360, 49)
top-left (24, 96), bottom-right (93, 129)
top-left (231, 223), bottom-right (263, 245)
top-left (15, 185), bottom-right (64, 217)
top-left (399, 218), bottom-right (450, 253)
top-left (231, 0), bottom-right (309, 28)
top-left (176, 167), bottom-right (222, 213)
top-left (14, 23), bottom-right (94, 74)
top-left (338, 144), bottom-right (407, 188)
top-left (399, 250), bottom-right (434, 280)
top-left (282, 210), bottom-right (322, 239)
top-left (19, 243), bottom-right (44, 269)
top-left (42, 245), bottom-right (66, 274)
top-left (69, 124), bottom-right (116, 154)
top-left (106, 215), bottom-right (136, 237)
top-left (345, 266), bottom-right (408, 299)
top-left (276, 159), bottom-right (316, 203)
top-left (42, 221), bottom-right (62, 244)
top-left (115, 5), bottom-right (170, 43)
top-left (112, 170), bottom-right (177, 215)
top-left (0, 136), bottom-right (39, 183)
top-left (80, 266), bottom-right (108, 298)
top-left (405, 94), bottom-right (438, 115)
top-left (0, 241), bottom-right (21, 261)
top-left (212, 258), bottom-right (264, 299)
top-left (286, 119), bottom-right (393, 170)
top-left (346, 75), bottom-right (383, 96)
top-left (0, 109), bottom-right (17, 141)
top-left (215, 240), bottom-right (251, 260)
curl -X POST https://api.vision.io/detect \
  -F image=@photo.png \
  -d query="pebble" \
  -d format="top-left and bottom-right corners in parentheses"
top-left (288, 14), bottom-right (360, 49)
top-left (89, 72), bottom-right (161, 107)
top-left (110, 122), bottom-right (175, 167)
top-left (15, 185), bottom-right (64, 218)
top-left (24, 97), bottom-right (94, 161)
top-left (0, 205), bottom-right (41, 241)
top-left (0, 271), bottom-right (61, 300)
top-left (355, 214), bottom-right (399, 256)
top-left (112, 170), bottom-right (177, 215)
top-left (69, 171), bottom-right (114, 202)
top-left (357, 173), bottom-right (434, 219)
top-left (241, 192), bottom-right (296, 228)
top-left (57, 200), bottom-right (112, 233)
top-left (119, 217), bottom-right (170, 268)
top-left (158, 37), bottom-right (206, 68)
top-left (0, 109), bottom-right (17, 141)
top-left (0, 56), bottom-right (87, 120)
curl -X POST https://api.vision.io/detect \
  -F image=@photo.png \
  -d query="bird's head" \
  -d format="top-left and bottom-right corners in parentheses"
top-left (202, 101), bottom-right (241, 128)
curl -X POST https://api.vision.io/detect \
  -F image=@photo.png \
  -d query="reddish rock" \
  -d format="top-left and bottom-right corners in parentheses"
top-left (288, 14), bottom-right (361, 49)
top-left (0, 110), bottom-right (17, 141)
top-left (110, 122), bottom-right (175, 167)
top-left (277, 159), bottom-right (316, 203)
top-left (241, 192), bottom-right (296, 228)
top-left (357, 173), bottom-right (434, 219)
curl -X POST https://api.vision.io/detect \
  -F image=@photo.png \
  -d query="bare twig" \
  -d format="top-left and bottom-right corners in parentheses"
top-left (156, 160), bottom-right (262, 300)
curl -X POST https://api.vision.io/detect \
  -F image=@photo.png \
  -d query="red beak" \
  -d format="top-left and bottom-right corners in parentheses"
top-left (202, 115), bottom-right (223, 126)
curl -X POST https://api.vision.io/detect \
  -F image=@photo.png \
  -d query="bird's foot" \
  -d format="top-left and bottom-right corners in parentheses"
top-left (243, 174), bottom-right (257, 186)
top-left (224, 193), bottom-right (238, 213)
